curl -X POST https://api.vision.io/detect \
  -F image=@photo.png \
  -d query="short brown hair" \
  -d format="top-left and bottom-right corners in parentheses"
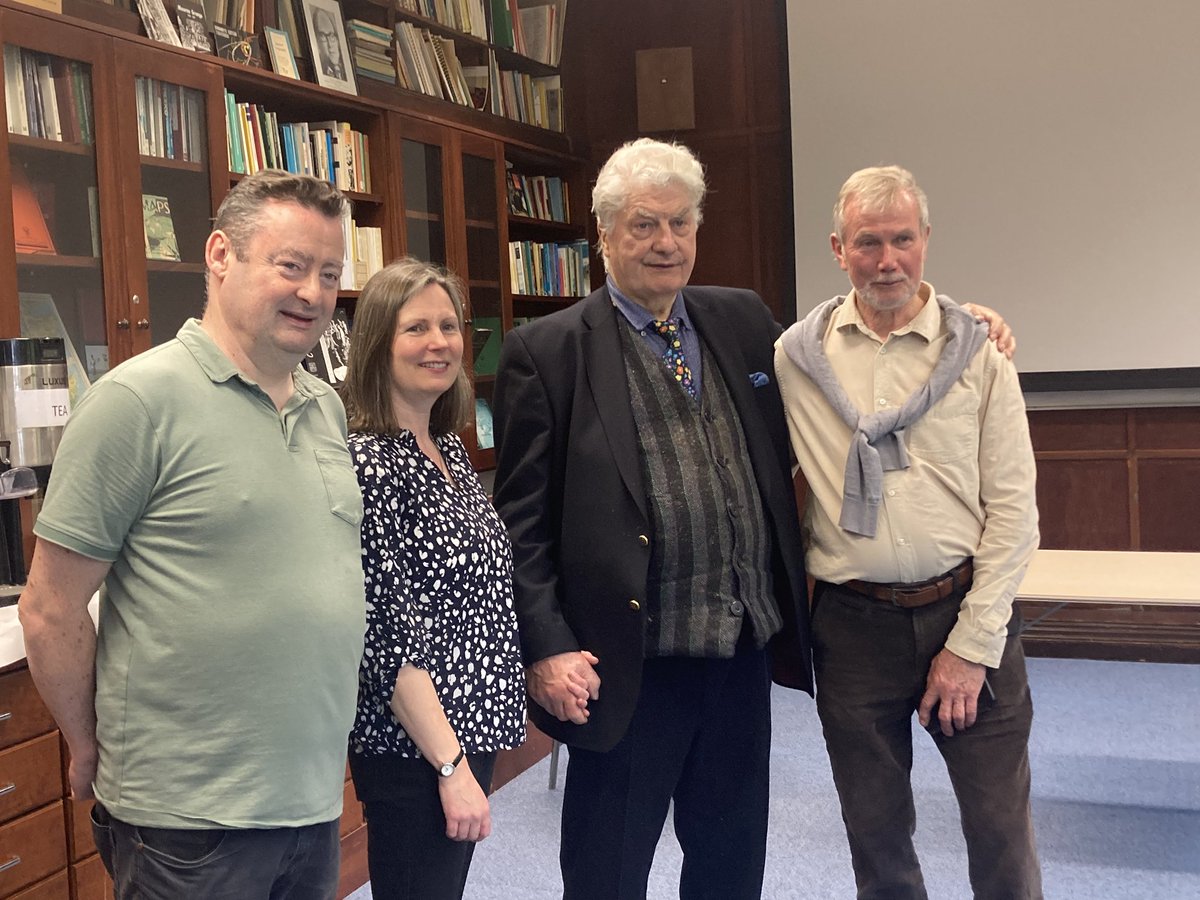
top-left (213, 170), bottom-right (348, 257)
top-left (342, 257), bottom-right (473, 436)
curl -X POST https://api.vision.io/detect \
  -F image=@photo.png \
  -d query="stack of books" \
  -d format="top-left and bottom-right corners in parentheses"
top-left (346, 19), bottom-right (396, 86)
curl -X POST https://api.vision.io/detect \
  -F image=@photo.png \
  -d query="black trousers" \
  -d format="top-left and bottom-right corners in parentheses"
top-left (354, 752), bottom-right (496, 900)
top-left (559, 639), bottom-right (772, 900)
top-left (813, 581), bottom-right (1042, 900)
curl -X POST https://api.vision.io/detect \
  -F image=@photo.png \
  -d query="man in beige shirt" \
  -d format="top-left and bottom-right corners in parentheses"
top-left (774, 165), bottom-right (1042, 899)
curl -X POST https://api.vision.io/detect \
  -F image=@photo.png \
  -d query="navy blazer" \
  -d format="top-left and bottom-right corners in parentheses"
top-left (492, 285), bottom-right (812, 751)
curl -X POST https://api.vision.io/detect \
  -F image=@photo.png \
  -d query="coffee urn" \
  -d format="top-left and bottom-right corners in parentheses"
top-left (0, 337), bottom-right (70, 584)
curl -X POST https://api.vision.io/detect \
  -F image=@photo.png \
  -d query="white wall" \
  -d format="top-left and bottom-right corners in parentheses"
top-left (786, 0), bottom-right (1200, 374)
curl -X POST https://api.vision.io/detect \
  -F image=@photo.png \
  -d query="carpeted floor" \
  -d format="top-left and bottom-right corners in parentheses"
top-left (348, 657), bottom-right (1200, 899)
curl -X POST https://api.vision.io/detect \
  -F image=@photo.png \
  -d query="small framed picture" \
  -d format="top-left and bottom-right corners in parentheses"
top-left (301, 0), bottom-right (357, 94)
top-left (263, 26), bottom-right (300, 79)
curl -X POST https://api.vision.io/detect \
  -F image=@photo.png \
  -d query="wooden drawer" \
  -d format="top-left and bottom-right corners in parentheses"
top-left (0, 669), bottom-right (56, 752)
top-left (0, 802), bottom-right (67, 897)
top-left (0, 733), bottom-right (61, 825)
top-left (68, 855), bottom-right (112, 900)
top-left (63, 798), bottom-right (96, 864)
top-left (7, 869), bottom-right (69, 900)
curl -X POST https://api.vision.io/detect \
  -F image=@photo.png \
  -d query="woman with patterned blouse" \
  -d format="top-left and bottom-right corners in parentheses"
top-left (341, 258), bottom-right (526, 900)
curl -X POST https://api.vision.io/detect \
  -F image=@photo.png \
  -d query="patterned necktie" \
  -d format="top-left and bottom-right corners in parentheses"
top-left (650, 318), bottom-right (696, 398)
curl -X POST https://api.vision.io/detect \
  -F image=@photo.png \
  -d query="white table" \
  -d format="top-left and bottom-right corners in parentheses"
top-left (1016, 550), bottom-right (1200, 630)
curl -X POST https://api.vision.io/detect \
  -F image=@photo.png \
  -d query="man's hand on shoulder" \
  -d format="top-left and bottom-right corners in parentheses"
top-left (918, 648), bottom-right (987, 737)
top-left (527, 650), bottom-right (601, 725)
top-left (960, 302), bottom-right (1016, 359)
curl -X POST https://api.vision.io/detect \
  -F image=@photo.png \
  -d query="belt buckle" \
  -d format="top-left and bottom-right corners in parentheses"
top-left (887, 586), bottom-right (905, 607)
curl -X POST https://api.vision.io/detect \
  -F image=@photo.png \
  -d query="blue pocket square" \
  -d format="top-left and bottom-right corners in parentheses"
top-left (749, 372), bottom-right (770, 388)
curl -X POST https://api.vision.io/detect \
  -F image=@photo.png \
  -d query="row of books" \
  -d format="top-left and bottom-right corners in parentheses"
top-left (224, 92), bottom-right (373, 194)
top-left (489, 0), bottom-right (567, 66)
top-left (394, 22), bottom-right (483, 110)
top-left (398, 0), bottom-right (490, 41)
top-left (3, 47), bottom-right (94, 144)
top-left (135, 77), bottom-right (207, 164)
top-left (397, 0), bottom-right (568, 69)
top-left (339, 217), bottom-right (385, 291)
top-left (347, 19), bottom-right (396, 86)
top-left (507, 171), bottom-right (569, 222)
top-left (508, 239), bottom-right (590, 298)
top-left (490, 61), bottom-right (562, 131)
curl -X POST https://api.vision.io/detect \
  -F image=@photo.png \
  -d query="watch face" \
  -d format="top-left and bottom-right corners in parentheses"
top-left (439, 763), bottom-right (455, 777)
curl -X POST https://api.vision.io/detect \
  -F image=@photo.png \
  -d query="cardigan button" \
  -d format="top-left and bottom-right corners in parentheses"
top-left (628, 599), bottom-right (641, 611)
top-left (638, 534), bottom-right (650, 547)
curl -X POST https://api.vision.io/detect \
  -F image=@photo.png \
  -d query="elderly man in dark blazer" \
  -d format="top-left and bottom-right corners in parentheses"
top-left (493, 138), bottom-right (812, 900)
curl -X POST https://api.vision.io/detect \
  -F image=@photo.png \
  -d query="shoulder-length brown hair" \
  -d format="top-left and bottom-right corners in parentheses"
top-left (342, 257), bottom-right (473, 436)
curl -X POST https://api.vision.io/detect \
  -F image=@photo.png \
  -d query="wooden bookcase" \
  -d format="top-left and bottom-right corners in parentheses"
top-left (0, 1), bottom-right (591, 897)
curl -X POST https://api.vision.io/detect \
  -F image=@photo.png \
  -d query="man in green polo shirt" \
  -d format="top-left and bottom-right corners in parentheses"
top-left (19, 171), bottom-right (366, 899)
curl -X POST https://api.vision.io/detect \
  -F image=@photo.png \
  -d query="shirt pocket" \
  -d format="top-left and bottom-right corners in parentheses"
top-left (314, 448), bottom-right (364, 527)
top-left (904, 389), bottom-right (978, 463)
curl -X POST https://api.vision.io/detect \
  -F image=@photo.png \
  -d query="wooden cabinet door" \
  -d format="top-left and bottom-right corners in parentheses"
top-left (111, 44), bottom-right (225, 359)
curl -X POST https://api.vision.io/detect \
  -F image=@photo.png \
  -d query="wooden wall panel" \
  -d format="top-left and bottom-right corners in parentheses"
top-left (559, 0), bottom-right (792, 320)
top-left (1034, 459), bottom-right (1130, 550)
top-left (1137, 459), bottom-right (1200, 551)
top-left (1028, 408), bottom-right (1127, 450)
top-left (1133, 407), bottom-right (1200, 449)
top-left (688, 135), bottom-right (757, 293)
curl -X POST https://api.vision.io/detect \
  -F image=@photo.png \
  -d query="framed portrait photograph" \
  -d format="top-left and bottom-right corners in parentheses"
top-left (301, 0), bottom-right (357, 94)
top-left (263, 26), bottom-right (300, 79)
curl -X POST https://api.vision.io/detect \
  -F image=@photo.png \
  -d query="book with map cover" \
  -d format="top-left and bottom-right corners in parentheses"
top-left (142, 193), bottom-right (181, 261)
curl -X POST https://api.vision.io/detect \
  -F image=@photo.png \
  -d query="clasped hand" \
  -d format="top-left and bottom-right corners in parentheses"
top-left (527, 650), bottom-right (601, 725)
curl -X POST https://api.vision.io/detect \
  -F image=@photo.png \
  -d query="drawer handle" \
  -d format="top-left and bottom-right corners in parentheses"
top-left (0, 711), bottom-right (12, 723)
top-left (0, 782), bottom-right (14, 796)
top-left (0, 855), bottom-right (20, 873)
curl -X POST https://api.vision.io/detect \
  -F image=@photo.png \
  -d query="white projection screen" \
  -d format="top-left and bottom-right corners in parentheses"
top-left (786, 0), bottom-right (1200, 391)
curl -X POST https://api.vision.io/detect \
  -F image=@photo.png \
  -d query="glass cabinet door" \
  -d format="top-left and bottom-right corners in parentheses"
top-left (458, 134), bottom-right (505, 465)
top-left (1, 20), bottom-right (112, 404)
top-left (113, 49), bottom-right (224, 356)
top-left (397, 117), bottom-right (448, 266)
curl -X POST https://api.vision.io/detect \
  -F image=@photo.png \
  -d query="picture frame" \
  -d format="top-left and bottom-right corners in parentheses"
top-left (301, 0), bottom-right (357, 94)
top-left (263, 26), bottom-right (300, 79)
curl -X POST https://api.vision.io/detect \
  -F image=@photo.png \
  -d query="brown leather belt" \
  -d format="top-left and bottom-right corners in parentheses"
top-left (845, 559), bottom-right (973, 609)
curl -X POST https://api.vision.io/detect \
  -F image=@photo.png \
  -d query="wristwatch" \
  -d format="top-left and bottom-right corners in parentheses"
top-left (439, 748), bottom-right (465, 778)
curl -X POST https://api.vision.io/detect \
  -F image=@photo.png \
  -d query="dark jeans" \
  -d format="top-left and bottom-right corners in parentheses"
top-left (90, 803), bottom-right (340, 900)
top-left (560, 639), bottom-right (772, 900)
top-left (813, 581), bottom-right (1043, 900)
top-left (356, 752), bottom-right (496, 900)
